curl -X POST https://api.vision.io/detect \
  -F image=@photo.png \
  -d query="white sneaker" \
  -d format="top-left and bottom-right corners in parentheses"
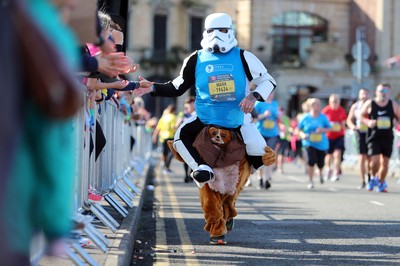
top-left (307, 182), bottom-right (314, 189)
top-left (324, 169), bottom-right (332, 181)
top-left (330, 175), bottom-right (340, 182)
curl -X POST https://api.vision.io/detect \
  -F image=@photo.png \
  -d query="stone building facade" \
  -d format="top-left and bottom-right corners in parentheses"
top-left (126, 0), bottom-right (400, 117)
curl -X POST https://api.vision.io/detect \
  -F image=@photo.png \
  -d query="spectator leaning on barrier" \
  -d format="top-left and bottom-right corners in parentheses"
top-left (132, 96), bottom-right (151, 123)
top-left (1, 0), bottom-right (81, 262)
top-left (359, 83), bottom-right (400, 192)
top-left (0, 2), bottom-right (23, 263)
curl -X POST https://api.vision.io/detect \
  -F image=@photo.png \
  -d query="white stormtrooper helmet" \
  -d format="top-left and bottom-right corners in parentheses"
top-left (200, 13), bottom-right (238, 53)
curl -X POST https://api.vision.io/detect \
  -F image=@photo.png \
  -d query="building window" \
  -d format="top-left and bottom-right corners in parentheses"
top-left (190, 16), bottom-right (203, 50)
top-left (153, 14), bottom-right (167, 58)
top-left (270, 11), bottom-right (328, 66)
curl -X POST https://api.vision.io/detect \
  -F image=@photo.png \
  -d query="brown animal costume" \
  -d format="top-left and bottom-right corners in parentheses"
top-left (168, 125), bottom-right (275, 243)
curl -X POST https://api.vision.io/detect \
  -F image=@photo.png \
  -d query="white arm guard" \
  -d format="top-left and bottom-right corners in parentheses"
top-left (243, 50), bottom-right (276, 101)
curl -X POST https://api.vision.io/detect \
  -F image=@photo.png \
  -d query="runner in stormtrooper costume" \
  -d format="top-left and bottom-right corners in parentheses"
top-left (137, 13), bottom-right (276, 187)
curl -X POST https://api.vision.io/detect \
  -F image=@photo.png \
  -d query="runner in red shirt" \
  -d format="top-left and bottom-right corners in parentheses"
top-left (321, 94), bottom-right (347, 181)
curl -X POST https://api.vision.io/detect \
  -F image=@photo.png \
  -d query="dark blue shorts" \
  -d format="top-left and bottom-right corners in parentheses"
top-left (356, 131), bottom-right (368, 155)
top-left (327, 136), bottom-right (345, 154)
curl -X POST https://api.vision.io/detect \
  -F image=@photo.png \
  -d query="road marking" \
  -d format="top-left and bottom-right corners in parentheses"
top-left (156, 172), bottom-right (199, 265)
top-left (252, 220), bottom-right (322, 225)
top-left (370, 201), bottom-right (384, 206)
top-left (287, 175), bottom-right (306, 183)
top-left (155, 179), bottom-right (170, 266)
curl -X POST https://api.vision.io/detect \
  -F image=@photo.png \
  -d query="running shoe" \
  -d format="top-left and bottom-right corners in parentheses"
top-left (226, 218), bottom-right (234, 232)
top-left (376, 181), bottom-right (388, 193)
top-left (162, 168), bottom-right (173, 175)
top-left (258, 179), bottom-right (263, 190)
top-left (210, 235), bottom-right (227, 245)
top-left (191, 165), bottom-right (214, 188)
top-left (265, 180), bottom-right (271, 190)
top-left (367, 176), bottom-right (379, 191)
top-left (69, 232), bottom-right (91, 247)
top-left (324, 169), bottom-right (332, 181)
top-left (307, 182), bottom-right (314, 189)
top-left (330, 175), bottom-right (340, 182)
top-left (88, 186), bottom-right (103, 201)
top-left (88, 192), bottom-right (103, 201)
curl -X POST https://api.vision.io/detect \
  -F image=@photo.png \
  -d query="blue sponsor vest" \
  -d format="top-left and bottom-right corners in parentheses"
top-left (195, 47), bottom-right (246, 128)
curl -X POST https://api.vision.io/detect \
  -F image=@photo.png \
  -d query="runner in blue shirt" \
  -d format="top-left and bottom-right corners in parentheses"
top-left (253, 92), bottom-right (280, 189)
top-left (298, 98), bottom-right (331, 189)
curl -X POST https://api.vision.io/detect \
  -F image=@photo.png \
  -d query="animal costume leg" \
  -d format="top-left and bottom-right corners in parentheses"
top-left (200, 159), bottom-right (252, 237)
top-left (200, 184), bottom-right (227, 237)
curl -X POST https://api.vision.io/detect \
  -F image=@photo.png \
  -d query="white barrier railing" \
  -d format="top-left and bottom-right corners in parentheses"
top-left (30, 89), bottom-right (153, 264)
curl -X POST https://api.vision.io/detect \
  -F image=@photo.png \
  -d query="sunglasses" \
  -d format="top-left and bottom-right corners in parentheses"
top-left (206, 28), bottom-right (229, 34)
top-left (378, 88), bottom-right (389, 93)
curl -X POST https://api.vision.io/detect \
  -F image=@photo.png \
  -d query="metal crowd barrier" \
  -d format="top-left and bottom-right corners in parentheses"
top-left (30, 88), bottom-right (153, 265)
top-left (343, 129), bottom-right (400, 177)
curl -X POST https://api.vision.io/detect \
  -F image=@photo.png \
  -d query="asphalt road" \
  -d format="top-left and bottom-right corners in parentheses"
top-left (131, 158), bottom-right (400, 266)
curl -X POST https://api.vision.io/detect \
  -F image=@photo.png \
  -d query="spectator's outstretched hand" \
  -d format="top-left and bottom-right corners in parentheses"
top-left (122, 56), bottom-right (139, 74)
top-left (96, 52), bottom-right (126, 77)
top-left (109, 80), bottom-right (130, 90)
top-left (133, 76), bottom-right (154, 97)
top-left (96, 52), bottom-right (137, 77)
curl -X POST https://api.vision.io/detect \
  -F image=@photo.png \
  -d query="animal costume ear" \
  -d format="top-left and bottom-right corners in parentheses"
top-left (208, 127), bottom-right (217, 137)
top-left (221, 129), bottom-right (232, 144)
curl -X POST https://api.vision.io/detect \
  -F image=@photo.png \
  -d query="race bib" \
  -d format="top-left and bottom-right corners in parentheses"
top-left (309, 133), bottom-right (322, 142)
top-left (331, 122), bottom-right (341, 132)
top-left (208, 74), bottom-right (236, 102)
top-left (263, 120), bottom-right (275, 129)
top-left (377, 116), bottom-right (391, 129)
top-left (359, 122), bottom-right (368, 132)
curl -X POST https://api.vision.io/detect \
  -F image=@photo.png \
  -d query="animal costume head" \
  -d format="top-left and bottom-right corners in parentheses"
top-left (208, 127), bottom-right (232, 147)
top-left (200, 13), bottom-right (238, 53)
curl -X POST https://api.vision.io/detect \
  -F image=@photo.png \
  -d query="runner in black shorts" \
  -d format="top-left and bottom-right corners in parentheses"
top-left (360, 83), bottom-right (400, 192)
top-left (346, 88), bottom-right (370, 188)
